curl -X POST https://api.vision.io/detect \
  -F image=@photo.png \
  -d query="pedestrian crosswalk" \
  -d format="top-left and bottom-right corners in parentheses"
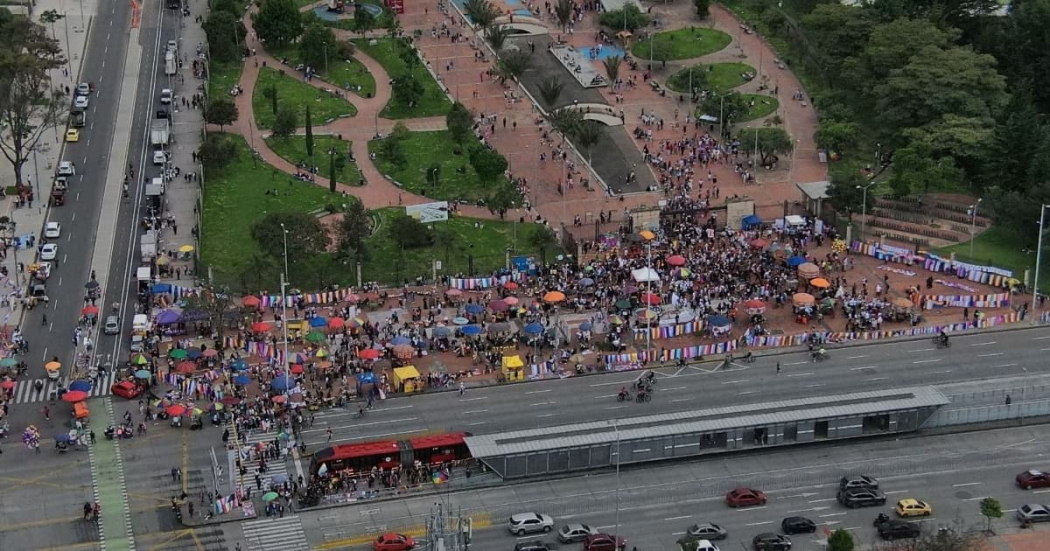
top-left (6, 371), bottom-right (121, 404)
top-left (241, 429), bottom-right (294, 491)
top-left (240, 515), bottom-right (309, 550)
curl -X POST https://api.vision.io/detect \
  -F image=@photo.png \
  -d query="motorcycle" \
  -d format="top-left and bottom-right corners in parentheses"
top-left (635, 390), bottom-right (652, 403)
top-left (617, 390), bottom-right (629, 402)
top-left (933, 336), bottom-right (951, 349)
top-left (874, 513), bottom-right (889, 527)
top-left (812, 349), bottom-right (829, 362)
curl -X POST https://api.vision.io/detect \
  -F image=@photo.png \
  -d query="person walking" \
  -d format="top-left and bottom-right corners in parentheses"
top-left (776, 362), bottom-right (781, 375)
top-left (43, 406), bottom-right (49, 420)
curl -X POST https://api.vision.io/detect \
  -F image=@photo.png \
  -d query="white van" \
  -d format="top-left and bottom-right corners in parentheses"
top-left (132, 313), bottom-right (149, 333)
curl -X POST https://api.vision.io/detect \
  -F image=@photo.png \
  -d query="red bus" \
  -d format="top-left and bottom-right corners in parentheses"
top-left (311, 432), bottom-right (472, 476)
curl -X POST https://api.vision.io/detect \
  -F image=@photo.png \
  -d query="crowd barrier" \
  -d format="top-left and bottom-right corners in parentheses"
top-left (604, 339), bottom-right (738, 365)
top-left (448, 273), bottom-right (526, 290)
top-left (631, 320), bottom-right (703, 341)
top-left (920, 293), bottom-right (1010, 310)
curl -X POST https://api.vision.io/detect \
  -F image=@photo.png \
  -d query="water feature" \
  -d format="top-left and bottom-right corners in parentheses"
top-left (575, 44), bottom-right (626, 61)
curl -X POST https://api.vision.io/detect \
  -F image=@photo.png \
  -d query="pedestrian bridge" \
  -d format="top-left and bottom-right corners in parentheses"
top-left (465, 387), bottom-right (949, 479)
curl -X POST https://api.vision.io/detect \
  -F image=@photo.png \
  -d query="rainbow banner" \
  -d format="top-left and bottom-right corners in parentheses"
top-left (449, 272), bottom-right (526, 290)
top-left (920, 292), bottom-right (1010, 310)
top-left (632, 320), bottom-right (702, 341)
top-left (603, 340), bottom-right (738, 365)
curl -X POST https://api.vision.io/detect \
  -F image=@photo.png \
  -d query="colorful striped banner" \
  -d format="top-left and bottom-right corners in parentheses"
top-left (449, 272), bottom-right (526, 290)
top-left (920, 292), bottom-right (1010, 310)
top-left (632, 320), bottom-right (702, 341)
top-left (603, 340), bottom-right (738, 365)
top-left (745, 312), bottom-right (1020, 348)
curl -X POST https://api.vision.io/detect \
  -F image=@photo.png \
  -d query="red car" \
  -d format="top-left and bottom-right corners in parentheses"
top-left (584, 533), bottom-right (626, 551)
top-left (1017, 470), bottom-right (1050, 489)
top-left (373, 532), bottom-right (415, 551)
top-left (110, 380), bottom-right (143, 400)
top-left (726, 487), bottom-right (768, 507)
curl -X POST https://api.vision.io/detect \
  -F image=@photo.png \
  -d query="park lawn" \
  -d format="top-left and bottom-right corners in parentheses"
top-left (252, 66), bottom-right (357, 129)
top-left (937, 226), bottom-right (1046, 290)
top-left (352, 37), bottom-right (452, 119)
top-left (208, 59), bottom-right (243, 104)
top-left (266, 44), bottom-right (377, 98)
top-left (734, 93), bottom-right (780, 122)
top-left (632, 27), bottom-right (732, 61)
top-left (200, 134), bottom-right (340, 288)
top-left (368, 130), bottom-right (500, 202)
top-left (666, 62), bottom-right (754, 93)
top-left (264, 134), bottom-right (363, 185)
top-left (362, 208), bottom-right (556, 283)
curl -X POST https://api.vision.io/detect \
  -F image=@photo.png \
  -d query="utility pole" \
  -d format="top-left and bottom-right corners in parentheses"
top-left (425, 502), bottom-right (472, 550)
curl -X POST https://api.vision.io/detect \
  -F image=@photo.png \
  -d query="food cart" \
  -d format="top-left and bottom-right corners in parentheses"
top-left (392, 365), bottom-right (423, 393)
top-left (501, 355), bottom-right (525, 382)
top-left (73, 402), bottom-right (90, 420)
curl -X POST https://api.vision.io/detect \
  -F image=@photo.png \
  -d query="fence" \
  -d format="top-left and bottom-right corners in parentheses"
top-left (926, 399), bottom-right (1050, 427)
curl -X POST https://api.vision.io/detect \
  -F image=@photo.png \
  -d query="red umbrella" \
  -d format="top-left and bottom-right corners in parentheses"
top-left (62, 390), bottom-right (88, 403)
top-left (220, 396), bottom-right (241, 406)
top-left (81, 305), bottom-right (99, 316)
top-left (251, 321), bottom-right (271, 333)
top-left (202, 349), bottom-right (219, 358)
top-left (445, 289), bottom-right (463, 297)
top-left (166, 404), bottom-right (187, 416)
top-left (327, 317), bottom-right (345, 329)
top-left (242, 296), bottom-right (261, 308)
top-left (750, 238), bottom-right (768, 249)
top-left (0, 380), bottom-right (14, 390)
top-left (489, 299), bottom-right (509, 312)
top-left (743, 299), bottom-right (768, 314)
top-left (290, 364), bottom-right (304, 375)
top-left (175, 361), bottom-right (196, 374)
top-left (503, 281), bottom-right (519, 290)
top-left (666, 255), bottom-right (687, 267)
top-left (344, 294), bottom-right (361, 304)
top-left (359, 348), bottom-right (380, 360)
top-left (640, 292), bottom-right (662, 306)
top-left (271, 395), bottom-right (287, 404)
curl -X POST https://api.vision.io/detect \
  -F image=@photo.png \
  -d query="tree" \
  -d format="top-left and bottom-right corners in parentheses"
top-left (528, 226), bottom-right (557, 258)
top-left (889, 140), bottom-right (962, 195)
top-left (252, 211), bottom-right (331, 268)
top-left (205, 97), bottom-right (239, 130)
top-left (738, 127), bottom-right (793, 166)
top-left (602, 55), bottom-right (621, 85)
top-left (646, 39), bottom-right (673, 68)
top-left (554, 0), bottom-right (574, 30)
top-left (389, 214), bottom-right (434, 249)
top-left (548, 107), bottom-right (583, 135)
top-left (262, 83), bottom-right (279, 116)
top-left (496, 51), bottom-right (532, 82)
top-left (599, 5), bottom-right (648, 32)
top-left (572, 120), bottom-right (603, 166)
top-left (446, 102), bottom-right (474, 143)
top-left (353, 3), bottom-right (376, 32)
top-left (376, 124), bottom-right (409, 167)
top-left (814, 119), bottom-right (856, 152)
top-left (485, 24), bottom-right (511, 51)
top-left (337, 200), bottom-right (371, 261)
top-left (391, 71), bottom-right (424, 107)
top-left (328, 149), bottom-right (336, 192)
top-left (199, 134), bottom-right (240, 171)
top-left (537, 76), bottom-right (565, 109)
top-left (469, 145), bottom-right (508, 183)
top-left (698, 91), bottom-right (747, 127)
top-left (239, 253), bottom-right (274, 290)
top-left (0, 19), bottom-right (66, 187)
top-left (487, 181), bottom-right (519, 215)
top-left (203, 10), bottom-right (247, 61)
top-left (299, 23), bottom-right (336, 74)
top-left (826, 528), bottom-right (854, 551)
top-left (182, 286), bottom-right (236, 344)
top-left (271, 106), bottom-right (298, 137)
top-left (211, 0), bottom-right (244, 19)
top-left (38, 9), bottom-right (62, 42)
top-left (253, 0), bottom-right (302, 48)
top-left (304, 105), bottom-right (314, 156)
top-left (980, 497), bottom-right (1003, 533)
top-left (826, 161), bottom-right (872, 215)
top-left (692, 0), bottom-right (710, 18)
top-left (463, 0), bottom-right (499, 28)
top-left (843, 17), bottom-right (957, 98)
top-left (425, 163), bottom-right (441, 187)
top-left (800, 3), bottom-right (874, 80)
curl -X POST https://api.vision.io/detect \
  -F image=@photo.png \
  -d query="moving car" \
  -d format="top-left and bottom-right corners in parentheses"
top-left (685, 522), bottom-right (727, 540)
top-left (57, 161), bottom-right (76, 176)
top-left (780, 516), bottom-right (816, 534)
top-left (76, 82), bottom-right (90, 96)
top-left (680, 538), bottom-right (720, 551)
top-left (372, 532), bottom-right (415, 551)
top-left (111, 380), bottom-right (143, 400)
top-left (1017, 470), bottom-right (1050, 489)
top-left (1017, 504), bottom-right (1050, 523)
top-left (877, 520), bottom-right (920, 540)
top-left (583, 533), bottom-right (626, 551)
top-left (839, 475), bottom-right (879, 491)
top-left (895, 498), bottom-right (932, 518)
top-left (726, 487), bottom-right (767, 507)
top-left (752, 533), bottom-right (791, 550)
top-left (838, 488), bottom-right (887, 508)
top-left (557, 523), bottom-right (598, 543)
top-left (44, 222), bottom-right (61, 238)
top-left (104, 315), bottom-right (120, 335)
top-left (153, 150), bottom-right (167, 165)
top-left (160, 88), bottom-right (173, 104)
top-left (39, 243), bottom-right (58, 261)
top-left (73, 95), bottom-right (89, 109)
top-left (65, 129), bottom-right (80, 142)
top-left (508, 512), bottom-right (554, 536)
top-left (513, 542), bottom-right (552, 551)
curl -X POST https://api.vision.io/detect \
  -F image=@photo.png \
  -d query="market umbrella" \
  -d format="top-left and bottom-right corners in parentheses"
top-left (45, 361), bottom-right (61, 371)
top-left (314, 349), bottom-right (328, 358)
top-left (608, 315), bottom-right (625, 325)
top-left (202, 348), bottom-right (219, 358)
top-left (133, 354), bottom-right (149, 365)
top-left (155, 309), bottom-right (180, 325)
top-left (792, 293), bottom-right (816, 307)
top-left (272, 474), bottom-right (289, 484)
top-left (135, 369), bottom-right (152, 379)
top-left (750, 238), bottom-right (768, 249)
top-left (242, 296), bottom-right (261, 308)
top-left (673, 268), bottom-right (692, 279)
top-left (251, 321), bottom-right (271, 333)
top-left (0, 358), bottom-right (17, 367)
top-left (798, 263), bottom-right (821, 279)
top-left (786, 256), bottom-right (806, 267)
top-left (270, 378), bottom-right (291, 391)
top-left (292, 352), bottom-right (309, 364)
top-left (178, 245), bottom-right (194, 254)
top-left (892, 297), bottom-right (915, 309)
top-left (743, 299), bottom-right (768, 314)
top-left (635, 308), bottom-right (659, 321)
top-left (69, 380), bottom-right (92, 392)
top-left (290, 364), bottom-right (304, 375)
top-left (233, 375), bottom-right (252, 386)
top-left (445, 289), bottom-right (463, 297)
top-left (460, 325), bottom-right (482, 336)
top-left (503, 296), bottom-right (519, 306)
top-left (708, 315), bottom-right (732, 328)
top-left (166, 404), bottom-right (188, 416)
top-left (221, 396), bottom-right (241, 406)
top-left (62, 390), bottom-right (88, 403)
top-left (489, 299), bottom-right (509, 312)
top-left (578, 277), bottom-right (595, 287)
top-left (543, 291), bottom-right (566, 303)
top-left (666, 254), bottom-right (687, 267)
top-left (85, 280), bottom-right (100, 289)
top-left (614, 299), bottom-right (633, 310)
top-left (231, 359), bottom-right (248, 371)
top-left (186, 348), bottom-right (203, 360)
top-left (452, 317), bottom-right (469, 326)
top-left (272, 395), bottom-right (287, 404)
top-left (502, 355), bottom-right (524, 368)
top-left (489, 322), bottom-right (512, 333)
top-left (175, 361), bottom-right (196, 374)
top-left (309, 316), bottom-right (328, 328)
top-left (343, 293), bottom-right (360, 304)
top-left (81, 305), bottom-right (99, 316)
top-left (503, 281), bottom-right (519, 290)
top-left (432, 326), bottom-right (451, 337)
top-left (639, 292), bottom-right (662, 306)
top-left (810, 277), bottom-right (831, 289)
top-left (389, 336), bottom-right (411, 346)
top-left (261, 492), bottom-right (279, 502)
top-left (0, 380), bottom-right (14, 390)
top-left (359, 348), bottom-right (381, 360)
top-left (55, 433), bottom-right (72, 443)
top-left (392, 344), bottom-right (415, 360)
top-left (169, 348), bottom-right (188, 359)
top-left (523, 322), bottom-right (544, 335)
top-left (155, 256), bottom-right (169, 266)
top-left (327, 317), bottom-right (345, 329)
top-left (306, 330), bottom-right (325, 343)
top-left (464, 303), bottom-right (484, 315)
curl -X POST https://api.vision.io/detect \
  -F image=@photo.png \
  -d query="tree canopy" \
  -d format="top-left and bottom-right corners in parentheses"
top-left (252, 212), bottom-right (331, 269)
top-left (253, 0), bottom-right (303, 48)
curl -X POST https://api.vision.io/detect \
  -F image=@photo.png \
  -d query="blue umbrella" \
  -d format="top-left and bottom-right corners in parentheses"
top-left (432, 326), bottom-right (451, 337)
top-left (390, 336), bottom-right (412, 346)
top-left (579, 322), bottom-right (592, 331)
top-left (186, 348), bottom-right (202, 360)
top-left (579, 277), bottom-right (595, 287)
top-left (151, 283), bottom-right (173, 294)
top-left (452, 317), bottom-right (469, 326)
top-left (155, 309), bottom-right (181, 325)
top-left (708, 315), bottom-right (732, 328)
top-left (272, 474), bottom-right (289, 484)
top-left (309, 316), bottom-right (328, 328)
top-left (464, 303), bottom-right (484, 315)
top-left (460, 325), bottom-right (482, 336)
top-left (270, 377), bottom-right (291, 391)
top-left (231, 359), bottom-right (248, 371)
top-left (234, 375), bottom-right (252, 386)
top-left (524, 322), bottom-right (544, 335)
top-left (69, 380), bottom-right (92, 392)
top-left (55, 433), bottom-right (72, 442)
top-left (135, 369), bottom-right (152, 379)
top-left (786, 256), bottom-right (806, 267)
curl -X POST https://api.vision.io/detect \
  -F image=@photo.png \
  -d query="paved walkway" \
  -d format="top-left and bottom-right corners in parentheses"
top-left (88, 397), bottom-right (136, 551)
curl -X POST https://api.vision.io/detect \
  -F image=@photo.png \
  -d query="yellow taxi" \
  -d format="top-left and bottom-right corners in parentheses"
top-left (895, 498), bottom-right (932, 517)
top-left (65, 129), bottom-right (80, 142)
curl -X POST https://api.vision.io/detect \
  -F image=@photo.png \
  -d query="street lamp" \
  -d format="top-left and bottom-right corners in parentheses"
top-left (1031, 204), bottom-right (1050, 321)
top-left (279, 223), bottom-right (290, 395)
top-left (609, 419), bottom-right (621, 546)
top-left (967, 198), bottom-right (982, 257)
top-left (856, 181), bottom-right (877, 240)
top-left (322, 41), bottom-right (329, 75)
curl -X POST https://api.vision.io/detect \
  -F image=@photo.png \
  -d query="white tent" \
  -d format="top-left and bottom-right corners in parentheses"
top-left (631, 267), bottom-right (660, 283)
top-left (785, 215), bottom-right (806, 228)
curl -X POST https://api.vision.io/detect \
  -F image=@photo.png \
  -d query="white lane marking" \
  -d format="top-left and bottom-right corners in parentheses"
top-left (806, 383), bottom-right (825, 388)
top-left (1034, 336), bottom-right (1050, 340)
top-left (459, 396), bottom-right (487, 402)
top-left (529, 402), bottom-right (553, 407)
top-left (851, 366), bottom-right (877, 371)
top-left (808, 498), bottom-right (836, 503)
top-left (912, 359), bottom-right (942, 364)
top-left (744, 520), bottom-right (772, 526)
top-left (671, 398), bottom-right (691, 403)
top-left (911, 348), bottom-right (935, 352)
top-left (847, 355), bottom-right (868, 359)
top-left (461, 410), bottom-right (488, 415)
top-left (468, 421), bottom-right (486, 426)
top-left (820, 512), bottom-right (847, 518)
top-left (537, 413), bottom-right (555, 418)
top-left (526, 389), bottom-right (552, 395)
top-left (721, 380), bottom-right (746, 385)
top-left (787, 372), bottom-right (815, 377)
top-left (664, 515), bottom-right (691, 521)
top-left (977, 353), bottom-right (1003, 357)
top-left (991, 364), bottom-right (1019, 368)
top-left (867, 377), bottom-right (888, 382)
top-left (971, 341), bottom-right (997, 347)
top-left (953, 482), bottom-right (982, 487)
top-left (884, 490), bottom-right (909, 495)
top-left (737, 390), bottom-right (759, 396)
top-left (663, 386), bottom-right (686, 391)
top-left (606, 405), bottom-right (631, 410)
top-left (934, 370), bottom-right (954, 374)
top-left (595, 394), bottom-right (616, 399)
top-left (784, 361), bottom-right (808, 366)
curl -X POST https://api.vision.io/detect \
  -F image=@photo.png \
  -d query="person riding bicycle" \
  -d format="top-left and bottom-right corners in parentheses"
top-left (636, 387), bottom-right (648, 400)
top-left (618, 386), bottom-right (629, 400)
top-left (939, 330), bottom-right (949, 347)
top-left (83, 502), bottom-right (92, 520)
top-left (812, 347), bottom-right (827, 360)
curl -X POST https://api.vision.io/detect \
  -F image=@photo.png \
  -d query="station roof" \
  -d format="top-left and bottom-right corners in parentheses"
top-left (464, 386), bottom-right (948, 458)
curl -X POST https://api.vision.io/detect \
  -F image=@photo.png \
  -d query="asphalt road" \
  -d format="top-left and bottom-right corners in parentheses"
top-left (298, 425), bottom-right (1050, 549)
top-left (302, 326), bottom-right (1050, 447)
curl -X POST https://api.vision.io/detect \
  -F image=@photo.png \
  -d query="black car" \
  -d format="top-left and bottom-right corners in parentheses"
top-left (837, 488), bottom-right (888, 508)
top-left (780, 516), bottom-right (816, 535)
top-left (753, 532), bottom-right (792, 550)
top-left (839, 475), bottom-right (879, 491)
top-left (878, 520), bottom-right (921, 540)
top-left (514, 542), bottom-right (552, 551)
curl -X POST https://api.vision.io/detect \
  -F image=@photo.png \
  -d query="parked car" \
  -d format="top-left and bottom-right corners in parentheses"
top-left (372, 532), bottom-right (415, 551)
top-left (752, 533), bottom-right (791, 550)
top-left (513, 542), bottom-right (552, 551)
top-left (557, 523), bottom-right (598, 543)
top-left (1017, 470), bottom-right (1050, 489)
top-left (44, 222), bottom-right (61, 238)
top-left (877, 520), bottom-right (921, 540)
top-left (153, 150), bottom-right (167, 165)
top-left (838, 488), bottom-right (887, 508)
top-left (57, 161), bottom-right (76, 176)
top-left (839, 475), bottom-right (879, 491)
top-left (780, 516), bottom-right (816, 535)
top-left (583, 533), bottom-right (626, 551)
top-left (39, 244), bottom-right (58, 261)
top-left (895, 499), bottom-right (932, 518)
top-left (1017, 504), bottom-right (1050, 523)
top-left (73, 95), bottom-right (89, 109)
top-left (679, 538), bottom-right (720, 551)
top-left (65, 129), bottom-right (80, 142)
top-left (685, 522), bottom-right (727, 540)
top-left (726, 488), bottom-right (767, 507)
top-left (508, 513), bottom-right (554, 536)
top-left (76, 82), bottom-right (91, 96)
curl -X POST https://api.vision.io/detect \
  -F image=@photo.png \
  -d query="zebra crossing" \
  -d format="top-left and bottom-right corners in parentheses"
top-left (241, 429), bottom-right (294, 491)
top-left (240, 515), bottom-right (310, 550)
top-left (5, 371), bottom-right (121, 404)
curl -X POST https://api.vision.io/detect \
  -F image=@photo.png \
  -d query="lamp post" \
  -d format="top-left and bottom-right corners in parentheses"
top-left (1031, 204), bottom-right (1050, 321)
top-left (322, 41), bottom-right (329, 75)
top-left (856, 181), bottom-right (877, 240)
top-left (968, 198), bottom-right (982, 258)
top-left (280, 223), bottom-right (290, 395)
top-left (1021, 366), bottom-right (1028, 426)
top-left (609, 419), bottom-right (621, 545)
top-left (645, 238), bottom-right (652, 354)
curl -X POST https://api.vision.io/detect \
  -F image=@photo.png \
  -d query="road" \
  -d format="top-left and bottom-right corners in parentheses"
top-left (298, 425), bottom-right (1050, 549)
top-left (301, 327), bottom-right (1050, 447)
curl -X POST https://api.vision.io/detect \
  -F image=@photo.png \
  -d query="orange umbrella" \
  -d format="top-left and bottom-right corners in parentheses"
top-left (251, 321), bottom-right (271, 333)
top-left (175, 361), bottom-right (196, 374)
top-left (242, 296), bottom-right (261, 308)
top-left (543, 291), bottom-right (566, 303)
top-left (359, 348), bottom-right (380, 360)
top-left (798, 263), bottom-right (820, 279)
top-left (503, 281), bottom-right (519, 290)
top-left (392, 344), bottom-right (415, 360)
top-left (639, 230), bottom-right (656, 241)
top-left (810, 278), bottom-right (830, 289)
top-left (792, 293), bottom-right (816, 307)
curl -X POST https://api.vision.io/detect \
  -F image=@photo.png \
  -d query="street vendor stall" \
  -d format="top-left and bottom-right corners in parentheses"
top-left (392, 365), bottom-right (423, 393)
top-left (502, 355), bottom-right (525, 381)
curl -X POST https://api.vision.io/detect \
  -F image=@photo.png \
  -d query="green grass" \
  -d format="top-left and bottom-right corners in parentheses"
top-left (665, 62), bottom-right (754, 93)
top-left (734, 93), bottom-right (780, 122)
top-left (362, 208), bottom-right (558, 283)
top-left (632, 27), bottom-right (732, 61)
top-left (252, 66), bottom-right (357, 129)
top-left (200, 134), bottom-right (341, 288)
top-left (266, 44), bottom-right (377, 98)
top-left (208, 59), bottom-right (243, 105)
top-left (368, 130), bottom-right (503, 202)
top-left (294, 0), bottom-right (321, 8)
top-left (352, 37), bottom-right (452, 119)
top-left (264, 134), bottom-right (363, 185)
top-left (937, 226), bottom-right (1042, 289)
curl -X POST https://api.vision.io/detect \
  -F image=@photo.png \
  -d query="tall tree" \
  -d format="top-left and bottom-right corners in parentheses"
top-left (463, 0), bottom-right (499, 28)
top-left (496, 51), bottom-right (532, 83)
top-left (987, 0), bottom-right (1050, 112)
top-left (554, 0), bottom-right (574, 30)
top-left (446, 102), bottom-right (474, 143)
top-left (253, 0), bottom-right (303, 47)
top-left (738, 127), bottom-right (793, 166)
top-left (800, 3), bottom-right (874, 80)
top-left (337, 200), bottom-right (371, 261)
top-left (182, 286), bottom-right (236, 344)
top-left (0, 18), bottom-right (66, 188)
top-left (391, 72), bottom-right (424, 107)
top-left (602, 55), bottom-right (621, 84)
top-left (299, 23), bottom-right (335, 73)
top-left (469, 145), bottom-right (508, 183)
top-left (271, 106), bottom-right (297, 137)
top-left (251, 211), bottom-right (331, 269)
top-left (203, 10), bottom-right (247, 61)
top-left (537, 76), bottom-right (564, 109)
top-left (205, 97), bottom-right (239, 131)
top-left (692, 0), bottom-right (710, 18)
top-left (572, 121), bottom-right (603, 166)
top-left (262, 83), bottom-right (279, 116)
top-left (353, 4), bottom-right (376, 32)
top-left (485, 24), bottom-right (511, 51)
top-left (814, 119), bottom-right (856, 153)
top-left (328, 149), bottom-right (336, 192)
top-left (304, 104), bottom-right (314, 156)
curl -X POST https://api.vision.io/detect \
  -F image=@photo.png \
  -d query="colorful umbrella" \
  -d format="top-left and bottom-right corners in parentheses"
top-left (578, 277), bottom-right (595, 287)
top-left (503, 296), bottom-right (519, 306)
top-left (452, 317), bottom-right (469, 326)
top-left (666, 254), bottom-right (687, 266)
top-left (202, 348), bottom-right (219, 358)
top-left (132, 354), bottom-right (149, 365)
top-left (743, 299), bottom-right (768, 314)
top-left (175, 361), bottom-right (196, 374)
top-left (271, 395), bottom-right (287, 404)
top-left (392, 344), bottom-right (415, 360)
top-left (359, 348), bottom-right (381, 360)
top-left (251, 321), bottom-right (271, 333)
top-left (0, 358), bottom-right (18, 367)
top-left (445, 289), bottom-right (463, 297)
top-left (135, 369), bottom-right (152, 379)
top-left (169, 348), bottom-right (188, 359)
top-left (315, 348), bottom-right (328, 358)
top-left (608, 315), bottom-right (625, 325)
top-left (390, 336), bottom-right (412, 346)
top-left (306, 331), bottom-right (325, 343)
top-left (673, 268), bottom-right (692, 278)
top-left (327, 317), bottom-right (345, 329)
top-left (69, 380), bottom-right (92, 392)
top-left (290, 364), bottom-right (304, 375)
top-left (261, 492), bottom-right (279, 502)
top-left (231, 359), bottom-right (248, 371)
top-left (432, 326), bottom-right (451, 337)
top-left (166, 404), bottom-right (187, 416)
top-left (503, 281), bottom-right (519, 290)
top-left (635, 308), bottom-right (659, 321)
top-left (489, 299), bottom-right (509, 312)
top-left (708, 315), bottom-right (732, 328)
top-left (233, 375), bottom-right (252, 386)
top-left (242, 296), bottom-right (261, 308)
top-left (810, 277), bottom-right (831, 289)
top-left (461, 325), bottom-right (482, 336)
top-left (523, 322), bottom-right (544, 335)
top-left (45, 361), bottom-right (61, 371)
top-left (464, 303), bottom-right (484, 315)
top-left (639, 292), bottom-right (662, 306)
top-left (750, 238), bottom-right (768, 249)
top-left (186, 348), bottom-right (203, 360)
top-left (543, 291), bottom-right (566, 303)
top-left (344, 294), bottom-right (360, 304)
top-left (81, 305), bottom-right (99, 316)
top-left (614, 299), bottom-right (633, 310)
top-left (0, 380), bottom-right (14, 390)
top-left (309, 316), bottom-right (328, 328)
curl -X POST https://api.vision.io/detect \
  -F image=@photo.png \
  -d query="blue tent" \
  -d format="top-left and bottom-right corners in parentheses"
top-left (69, 380), bottom-right (92, 392)
top-left (461, 325), bottom-right (483, 336)
top-left (708, 315), bottom-right (732, 327)
top-left (742, 214), bottom-right (762, 228)
top-left (464, 303), bottom-right (485, 315)
top-left (786, 256), bottom-right (806, 267)
top-left (523, 322), bottom-right (544, 335)
top-left (151, 283), bottom-right (173, 294)
top-left (309, 316), bottom-right (328, 328)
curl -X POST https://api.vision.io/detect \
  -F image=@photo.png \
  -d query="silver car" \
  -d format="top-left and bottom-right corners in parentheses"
top-left (1017, 504), bottom-right (1050, 523)
top-left (104, 315), bottom-right (120, 335)
top-left (508, 512), bottom-right (554, 536)
top-left (557, 523), bottom-right (597, 542)
top-left (686, 522), bottom-right (728, 540)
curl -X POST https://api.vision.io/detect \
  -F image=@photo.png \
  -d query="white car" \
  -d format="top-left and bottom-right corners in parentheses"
top-left (160, 89), bottom-right (172, 104)
top-left (73, 95), bottom-right (89, 109)
top-left (153, 150), bottom-right (167, 165)
top-left (76, 82), bottom-right (90, 96)
top-left (44, 222), bottom-right (61, 238)
top-left (508, 512), bottom-right (554, 536)
top-left (57, 161), bottom-right (75, 176)
top-left (39, 243), bottom-right (58, 261)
